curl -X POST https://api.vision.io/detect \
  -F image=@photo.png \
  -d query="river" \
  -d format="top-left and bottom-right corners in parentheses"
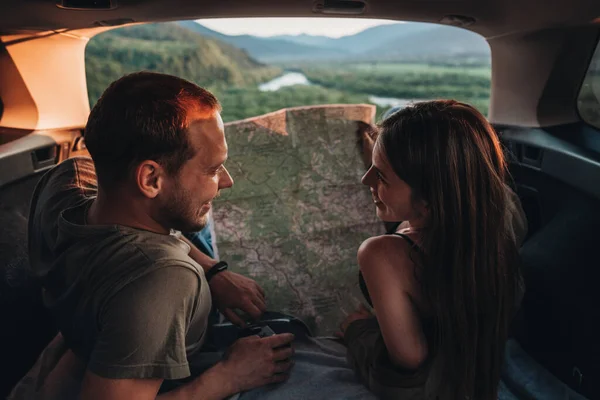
top-left (258, 72), bottom-right (311, 91)
top-left (258, 71), bottom-right (416, 109)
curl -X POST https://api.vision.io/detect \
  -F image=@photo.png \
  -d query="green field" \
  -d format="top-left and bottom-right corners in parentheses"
top-left (172, 60), bottom-right (495, 123)
top-left (298, 62), bottom-right (491, 116)
top-left (349, 62), bottom-right (491, 77)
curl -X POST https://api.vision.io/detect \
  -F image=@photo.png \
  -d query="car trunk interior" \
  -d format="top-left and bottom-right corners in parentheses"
top-left (500, 124), bottom-right (600, 398)
top-left (1, 0), bottom-right (600, 398)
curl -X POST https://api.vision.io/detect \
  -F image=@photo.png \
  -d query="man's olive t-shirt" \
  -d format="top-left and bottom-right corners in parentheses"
top-left (28, 157), bottom-right (212, 380)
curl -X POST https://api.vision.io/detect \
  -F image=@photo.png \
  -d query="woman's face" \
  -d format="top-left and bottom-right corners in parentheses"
top-left (361, 141), bottom-right (426, 224)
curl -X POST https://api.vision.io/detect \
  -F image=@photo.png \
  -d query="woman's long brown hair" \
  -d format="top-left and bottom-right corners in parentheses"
top-left (378, 100), bottom-right (521, 400)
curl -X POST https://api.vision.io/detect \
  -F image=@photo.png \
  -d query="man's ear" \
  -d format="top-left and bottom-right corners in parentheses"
top-left (134, 160), bottom-right (164, 199)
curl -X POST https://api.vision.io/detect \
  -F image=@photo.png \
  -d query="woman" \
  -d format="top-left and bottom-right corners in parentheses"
top-left (341, 100), bottom-right (525, 400)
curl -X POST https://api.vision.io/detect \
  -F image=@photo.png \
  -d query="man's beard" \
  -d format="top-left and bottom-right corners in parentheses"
top-left (161, 188), bottom-right (208, 233)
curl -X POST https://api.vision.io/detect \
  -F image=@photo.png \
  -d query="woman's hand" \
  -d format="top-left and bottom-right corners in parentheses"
top-left (355, 121), bottom-right (378, 169)
top-left (336, 304), bottom-right (373, 339)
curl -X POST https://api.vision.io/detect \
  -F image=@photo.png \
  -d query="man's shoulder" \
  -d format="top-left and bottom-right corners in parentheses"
top-left (77, 232), bottom-right (204, 312)
top-left (110, 258), bottom-right (202, 301)
top-left (28, 158), bottom-right (98, 273)
top-left (44, 157), bottom-right (97, 194)
top-left (97, 229), bottom-right (204, 286)
top-left (88, 231), bottom-right (202, 289)
top-left (31, 157), bottom-right (97, 218)
top-left (123, 230), bottom-right (197, 268)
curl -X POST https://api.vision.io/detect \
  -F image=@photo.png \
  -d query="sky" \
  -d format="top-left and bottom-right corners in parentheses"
top-left (195, 18), bottom-right (398, 38)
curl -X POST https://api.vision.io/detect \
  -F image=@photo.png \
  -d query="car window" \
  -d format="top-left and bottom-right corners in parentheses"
top-left (578, 38), bottom-right (600, 128)
top-left (85, 18), bottom-right (491, 122)
top-left (85, 18), bottom-right (491, 334)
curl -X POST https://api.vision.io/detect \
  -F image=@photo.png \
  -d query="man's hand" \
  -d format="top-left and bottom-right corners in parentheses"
top-left (336, 304), bottom-right (373, 339)
top-left (210, 270), bottom-right (266, 325)
top-left (221, 333), bottom-right (295, 393)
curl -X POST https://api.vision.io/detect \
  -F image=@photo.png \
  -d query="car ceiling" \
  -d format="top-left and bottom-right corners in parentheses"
top-left (1, 0), bottom-right (600, 38)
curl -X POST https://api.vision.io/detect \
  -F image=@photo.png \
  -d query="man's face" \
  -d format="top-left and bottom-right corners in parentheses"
top-left (159, 109), bottom-right (233, 232)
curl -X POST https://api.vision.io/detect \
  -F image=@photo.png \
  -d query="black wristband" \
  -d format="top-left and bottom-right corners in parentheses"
top-left (205, 261), bottom-right (228, 282)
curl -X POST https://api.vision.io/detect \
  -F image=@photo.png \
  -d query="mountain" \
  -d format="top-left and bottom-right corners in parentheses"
top-left (177, 21), bottom-right (349, 62)
top-left (186, 20), bottom-right (489, 62)
top-left (268, 33), bottom-right (337, 49)
top-left (328, 23), bottom-right (435, 54)
top-left (270, 23), bottom-right (489, 60)
top-left (177, 20), bottom-right (231, 41)
top-left (267, 23), bottom-right (433, 54)
top-left (366, 25), bottom-right (490, 60)
top-left (85, 23), bottom-right (281, 105)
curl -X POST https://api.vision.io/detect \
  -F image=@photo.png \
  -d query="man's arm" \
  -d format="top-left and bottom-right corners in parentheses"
top-left (80, 334), bottom-right (295, 400)
top-left (181, 235), bottom-right (218, 272)
top-left (80, 363), bottom-right (232, 400)
top-left (83, 266), bottom-right (294, 400)
top-left (157, 363), bottom-right (236, 400)
top-left (181, 235), bottom-right (266, 325)
top-left (80, 374), bottom-right (163, 400)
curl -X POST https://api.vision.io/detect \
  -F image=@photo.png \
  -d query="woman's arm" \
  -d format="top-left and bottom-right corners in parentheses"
top-left (352, 235), bottom-right (428, 369)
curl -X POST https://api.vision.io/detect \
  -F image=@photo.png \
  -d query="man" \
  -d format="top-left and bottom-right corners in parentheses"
top-left (21, 72), bottom-right (294, 399)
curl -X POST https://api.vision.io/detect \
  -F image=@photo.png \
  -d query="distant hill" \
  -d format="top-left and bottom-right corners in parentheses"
top-left (191, 21), bottom-right (490, 63)
top-left (320, 23), bottom-right (435, 54)
top-left (177, 21), bottom-right (349, 62)
top-left (85, 23), bottom-right (281, 105)
top-left (269, 33), bottom-right (337, 49)
top-left (366, 25), bottom-right (490, 60)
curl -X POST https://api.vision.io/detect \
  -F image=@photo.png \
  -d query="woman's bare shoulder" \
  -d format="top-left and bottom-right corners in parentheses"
top-left (358, 234), bottom-right (418, 283)
top-left (358, 234), bottom-right (412, 263)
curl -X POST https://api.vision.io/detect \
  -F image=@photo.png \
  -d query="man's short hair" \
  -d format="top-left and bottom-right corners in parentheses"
top-left (84, 71), bottom-right (221, 188)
